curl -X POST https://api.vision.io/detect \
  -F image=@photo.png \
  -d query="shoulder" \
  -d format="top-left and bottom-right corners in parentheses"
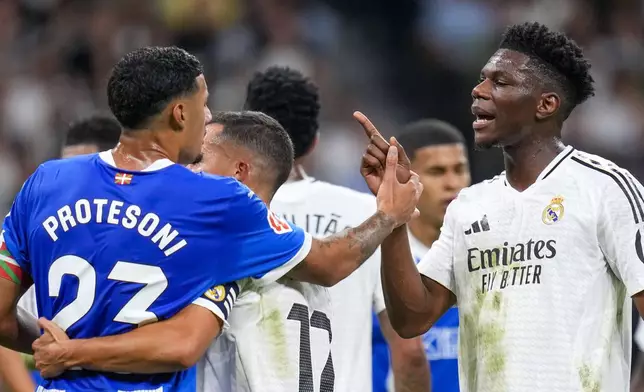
top-left (453, 175), bottom-right (503, 205)
top-left (568, 150), bottom-right (641, 196)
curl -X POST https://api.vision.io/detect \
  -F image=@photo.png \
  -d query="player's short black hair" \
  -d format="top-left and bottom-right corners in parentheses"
top-left (211, 111), bottom-right (294, 194)
top-left (107, 46), bottom-right (203, 130)
top-left (64, 114), bottom-right (122, 151)
top-left (243, 66), bottom-right (320, 160)
top-left (499, 22), bottom-right (595, 119)
top-left (396, 119), bottom-right (466, 159)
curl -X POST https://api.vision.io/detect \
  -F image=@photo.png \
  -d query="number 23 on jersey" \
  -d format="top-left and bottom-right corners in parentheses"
top-left (48, 255), bottom-right (167, 331)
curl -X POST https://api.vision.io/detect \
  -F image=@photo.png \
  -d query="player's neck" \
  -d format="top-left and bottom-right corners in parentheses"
top-left (288, 164), bottom-right (307, 182)
top-left (408, 218), bottom-right (440, 248)
top-left (502, 135), bottom-right (565, 192)
top-left (111, 131), bottom-right (178, 170)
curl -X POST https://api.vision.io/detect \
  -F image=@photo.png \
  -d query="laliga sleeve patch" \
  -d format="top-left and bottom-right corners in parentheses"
top-left (267, 210), bottom-right (292, 234)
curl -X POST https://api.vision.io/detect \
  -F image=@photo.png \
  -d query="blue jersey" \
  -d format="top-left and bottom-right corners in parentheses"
top-left (1, 153), bottom-right (310, 392)
top-left (372, 254), bottom-right (459, 392)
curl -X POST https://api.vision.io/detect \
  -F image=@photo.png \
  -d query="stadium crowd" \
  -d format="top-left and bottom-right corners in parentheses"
top-left (1, 0), bottom-right (644, 214)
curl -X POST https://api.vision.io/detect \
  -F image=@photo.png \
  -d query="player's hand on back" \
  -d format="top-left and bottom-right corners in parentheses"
top-left (376, 145), bottom-right (422, 227)
top-left (355, 111), bottom-right (412, 195)
top-left (32, 318), bottom-right (70, 378)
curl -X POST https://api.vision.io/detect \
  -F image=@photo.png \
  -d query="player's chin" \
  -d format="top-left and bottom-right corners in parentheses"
top-left (473, 133), bottom-right (498, 151)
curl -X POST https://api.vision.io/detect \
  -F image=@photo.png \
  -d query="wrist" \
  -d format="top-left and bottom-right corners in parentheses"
top-left (375, 210), bottom-right (398, 233)
top-left (61, 339), bottom-right (84, 369)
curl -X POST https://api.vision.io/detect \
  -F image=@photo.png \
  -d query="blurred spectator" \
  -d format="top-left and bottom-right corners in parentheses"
top-left (0, 0), bottom-right (643, 200)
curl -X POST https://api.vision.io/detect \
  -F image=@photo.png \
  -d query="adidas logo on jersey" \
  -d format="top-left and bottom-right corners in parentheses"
top-left (464, 215), bottom-right (490, 235)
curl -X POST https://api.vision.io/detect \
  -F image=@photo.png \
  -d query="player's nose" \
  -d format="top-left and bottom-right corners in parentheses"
top-left (471, 80), bottom-right (491, 101)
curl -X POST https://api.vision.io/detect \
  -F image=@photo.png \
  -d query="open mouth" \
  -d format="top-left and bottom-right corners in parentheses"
top-left (473, 114), bottom-right (495, 129)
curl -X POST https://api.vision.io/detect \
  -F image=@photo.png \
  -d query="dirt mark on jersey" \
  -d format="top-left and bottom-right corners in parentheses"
top-left (260, 296), bottom-right (292, 378)
top-left (578, 364), bottom-right (600, 392)
top-left (461, 247), bottom-right (508, 391)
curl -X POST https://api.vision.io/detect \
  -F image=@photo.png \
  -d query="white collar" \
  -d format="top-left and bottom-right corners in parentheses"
top-left (98, 150), bottom-right (175, 172)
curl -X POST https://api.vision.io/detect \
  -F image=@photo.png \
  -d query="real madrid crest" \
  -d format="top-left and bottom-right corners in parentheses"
top-left (542, 196), bottom-right (564, 225)
top-left (205, 285), bottom-right (227, 302)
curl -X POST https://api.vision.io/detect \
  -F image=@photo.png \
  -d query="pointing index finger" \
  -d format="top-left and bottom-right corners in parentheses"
top-left (354, 111), bottom-right (383, 139)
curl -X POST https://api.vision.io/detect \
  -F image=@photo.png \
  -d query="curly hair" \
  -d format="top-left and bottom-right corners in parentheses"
top-left (243, 66), bottom-right (320, 159)
top-left (499, 22), bottom-right (595, 118)
top-left (64, 114), bottom-right (122, 151)
top-left (107, 46), bottom-right (203, 130)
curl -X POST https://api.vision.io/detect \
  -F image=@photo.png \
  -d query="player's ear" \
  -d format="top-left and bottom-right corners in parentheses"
top-left (170, 102), bottom-right (186, 131)
top-left (234, 161), bottom-right (250, 183)
top-left (536, 92), bottom-right (560, 120)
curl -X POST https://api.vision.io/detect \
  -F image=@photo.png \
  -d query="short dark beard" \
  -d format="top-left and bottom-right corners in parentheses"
top-left (474, 141), bottom-right (495, 151)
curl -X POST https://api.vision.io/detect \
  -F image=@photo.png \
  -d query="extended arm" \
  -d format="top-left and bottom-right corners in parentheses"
top-left (378, 311), bottom-right (431, 392)
top-left (288, 145), bottom-right (422, 287)
top-left (33, 281), bottom-right (241, 377)
top-left (34, 304), bottom-right (221, 376)
top-left (288, 211), bottom-right (397, 286)
top-left (380, 226), bottom-right (454, 338)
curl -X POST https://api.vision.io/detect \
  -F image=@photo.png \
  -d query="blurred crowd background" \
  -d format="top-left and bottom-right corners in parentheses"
top-left (0, 0), bottom-right (643, 216)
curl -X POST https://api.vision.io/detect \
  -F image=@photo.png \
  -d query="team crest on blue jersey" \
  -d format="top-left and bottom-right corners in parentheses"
top-left (205, 285), bottom-right (227, 302)
top-left (542, 196), bottom-right (564, 225)
top-left (267, 210), bottom-right (292, 234)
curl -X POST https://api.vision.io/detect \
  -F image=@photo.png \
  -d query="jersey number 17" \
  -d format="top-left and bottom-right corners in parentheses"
top-left (288, 303), bottom-right (335, 392)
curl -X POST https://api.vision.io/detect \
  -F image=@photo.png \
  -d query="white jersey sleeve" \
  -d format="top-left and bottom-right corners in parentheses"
top-left (17, 285), bottom-right (37, 318)
top-left (191, 280), bottom-right (242, 328)
top-left (372, 248), bottom-right (386, 315)
top-left (417, 200), bottom-right (457, 294)
top-left (597, 168), bottom-right (644, 296)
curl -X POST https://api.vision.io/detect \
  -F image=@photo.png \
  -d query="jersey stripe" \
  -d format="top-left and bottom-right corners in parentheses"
top-left (625, 172), bottom-right (644, 210)
top-left (541, 147), bottom-right (574, 180)
top-left (613, 168), bottom-right (644, 220)
top-left (571, 156), bottom-right (644, 223)
top-left (0, 236), bottom-right (22, 284)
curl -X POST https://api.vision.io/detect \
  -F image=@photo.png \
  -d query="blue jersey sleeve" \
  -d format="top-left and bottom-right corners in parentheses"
top-left (1, 169), bottom-right (40, 286)
top-left (216, 182), bottom-right (312, 284)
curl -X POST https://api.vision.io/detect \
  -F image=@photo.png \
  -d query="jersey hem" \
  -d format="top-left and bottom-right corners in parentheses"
top-left (255, 232), bottom-right (313, 284)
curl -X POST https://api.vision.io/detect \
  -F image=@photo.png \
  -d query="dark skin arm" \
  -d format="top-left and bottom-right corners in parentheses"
top-left (357, 112), bottom-right (455, 338)
top-left (286, 116), bottom-right (422, 287)
top-left (378, 311), bottom-right (431, 392)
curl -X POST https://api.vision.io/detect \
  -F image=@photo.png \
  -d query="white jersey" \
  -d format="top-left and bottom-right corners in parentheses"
top-left (199, 277), bottom-right (333, 392)
top-left (198, 175), bottom-right (384, 392)
top-left (418, 146), bottom-right (644, 392)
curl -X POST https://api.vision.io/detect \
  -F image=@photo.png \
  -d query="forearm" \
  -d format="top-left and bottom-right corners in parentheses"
top-left (381, 226), bottom-right (437, 338)
top-left (0, 348), bottom-right (35, 392)
top-left (392, 355), bottom-right (431, 392)
top-left (291, 211), bottom-right (396, 286)
top-left (61, 325), bottom-right (200, 373)
top-left (56, 305), bottom-right (221, 374)
top-left (379, 311), bottom-right (430, 392)
top-left (0, 306), bottom-right (40, 354)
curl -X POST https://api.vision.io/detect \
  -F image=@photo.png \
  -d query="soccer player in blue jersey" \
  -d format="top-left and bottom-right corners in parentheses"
top-left (0, 114), bottom-right (122, 392)
top-left (30, 111), bottom-right (422, 386)
top-left (0, 47), bottom-right (422, 392)
top-left (372, 120), bottom-right (470, 392)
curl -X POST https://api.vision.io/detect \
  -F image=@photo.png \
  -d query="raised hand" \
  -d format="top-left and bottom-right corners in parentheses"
top-left (376, 145), bottom-right (423, 228)
top-left (32, 318), bottom-right (71, 378)
top-left (354, 111), bottom-right (412, 195)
